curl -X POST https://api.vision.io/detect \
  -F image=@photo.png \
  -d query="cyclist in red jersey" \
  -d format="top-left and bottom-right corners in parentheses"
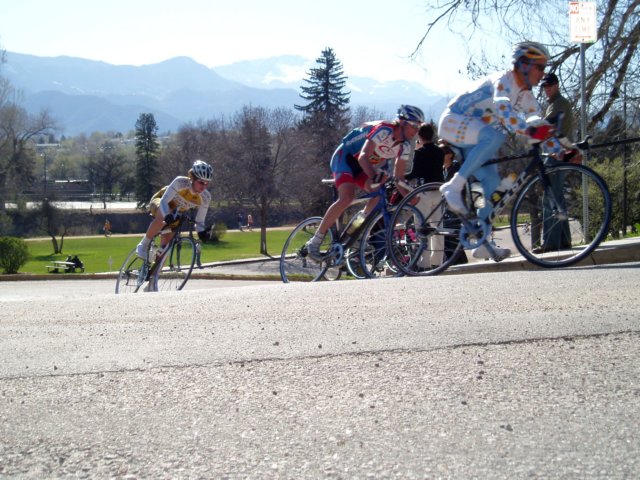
top-left (305, 105), bottom-right (425, 261)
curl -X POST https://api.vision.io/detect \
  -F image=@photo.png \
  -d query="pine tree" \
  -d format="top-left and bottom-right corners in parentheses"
top-left (134, 113), bottom-right (160, 207)
top-left (295, 47), bottom-right (350, 131)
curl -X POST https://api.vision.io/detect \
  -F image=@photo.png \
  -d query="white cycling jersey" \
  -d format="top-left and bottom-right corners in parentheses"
top-left (154, 176), bottom-right (211, 232)
top-left (439, 70), bottom-right (562, 154)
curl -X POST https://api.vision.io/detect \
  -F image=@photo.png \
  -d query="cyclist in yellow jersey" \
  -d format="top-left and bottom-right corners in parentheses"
top-left (135, 160), bottom-right (213, 260)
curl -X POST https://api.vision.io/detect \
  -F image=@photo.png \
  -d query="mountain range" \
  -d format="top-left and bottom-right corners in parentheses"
top-left (3, 51), bottom-right (449, 136)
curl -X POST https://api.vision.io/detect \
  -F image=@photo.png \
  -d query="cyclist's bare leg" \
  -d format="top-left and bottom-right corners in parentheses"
top-left (144, 213), bottom-right (166, 241)
top-left (137, 211), bottom-right (170, 259)
top-left (304, 182), bottom-right (356, 260)
top-left (316, 182), bottom-right (357, 237)
top-left (160, 231), bottom-right (175, 250)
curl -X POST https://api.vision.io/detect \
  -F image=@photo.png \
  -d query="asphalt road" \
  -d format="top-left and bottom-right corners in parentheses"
top-left (1, 263), bottom-right (639, 478)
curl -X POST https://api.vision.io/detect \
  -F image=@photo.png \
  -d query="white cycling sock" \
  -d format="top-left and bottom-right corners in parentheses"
top-left (310, 232), bottom-right (324, 245)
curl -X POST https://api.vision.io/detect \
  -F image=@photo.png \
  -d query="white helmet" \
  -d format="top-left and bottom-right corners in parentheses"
top-left (191, 160), bottom-right (213, 182)
top-left (512, 41), bottom-right (551, 64)
top-left (396, 105), bottom-right (425, 123)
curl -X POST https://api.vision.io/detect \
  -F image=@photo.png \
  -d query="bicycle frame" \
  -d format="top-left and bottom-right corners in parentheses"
top-left (143, 213), bottom-right (196, 289)
top-left (279, 179), bottom-right (402, 283)
top-left (325, 181), bottom-right (395, 267)
top-left (483, 142), bottom-right (558, 222)
top-left (434, 142), bottom-right (568, 253)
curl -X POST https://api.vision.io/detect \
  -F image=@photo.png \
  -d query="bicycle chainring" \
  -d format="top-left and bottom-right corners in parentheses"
top-left (459, 217), bottom-right (491, 250)
top-left (323, 243), bottom-right (344, 267)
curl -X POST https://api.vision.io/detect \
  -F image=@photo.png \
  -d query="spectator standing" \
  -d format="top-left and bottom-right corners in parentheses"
top-left (403, 124), bottom-right (445, 269)
top-left (541, 73), bottom-right (574, 140)
top-left (247, 213), bottom-right (253, 231)
top-left (237, 213), bottom-right (244, 231)
top-left (103, 219), bottom-right (112, 236)
top-left (406, 124), bottom-right (444, 185)
top-left (440, 143), bottom-right (461, 181)
top-left (195, 240), bottom-right (203, 268)
top-left (534, 72), bottom-right (575, 253)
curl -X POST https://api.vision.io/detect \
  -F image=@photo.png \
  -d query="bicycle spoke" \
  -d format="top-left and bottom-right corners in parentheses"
top-left (387, 184), bottom-right (462, 276)
top-left (115, 248), bottom-right (148, 294)
top-left (155, 236), bottom-right (196, 291)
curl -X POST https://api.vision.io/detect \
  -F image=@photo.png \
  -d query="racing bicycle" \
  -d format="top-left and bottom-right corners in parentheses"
top-left (279, 179), bottom-right (423, 282)
top-left (115, 211), bottom-right (198, 293)
top-left (386, 138), bottom-right (612, 275)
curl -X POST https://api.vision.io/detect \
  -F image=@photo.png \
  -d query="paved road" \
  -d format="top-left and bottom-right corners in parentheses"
top-left (0, 263), bottom-right (639, 478)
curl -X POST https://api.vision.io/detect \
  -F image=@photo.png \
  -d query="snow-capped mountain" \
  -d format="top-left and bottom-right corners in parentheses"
top-left (4, 52), bottom-right (448, 136)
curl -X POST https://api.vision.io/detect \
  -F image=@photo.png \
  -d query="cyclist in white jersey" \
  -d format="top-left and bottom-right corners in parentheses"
top-left (135, 160), bottom-right (213, 260)
top-left (438, 41), bottom-right (565, 260)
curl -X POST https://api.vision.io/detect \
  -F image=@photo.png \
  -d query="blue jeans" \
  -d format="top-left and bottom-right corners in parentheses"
top-left (542, 158), bottom-right (571, 247)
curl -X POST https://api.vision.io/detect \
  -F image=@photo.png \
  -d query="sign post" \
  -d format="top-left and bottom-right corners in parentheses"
top-left (569, 1), bottom-right (597, 240)
top-left (569, 1), bottom-right (597, 140)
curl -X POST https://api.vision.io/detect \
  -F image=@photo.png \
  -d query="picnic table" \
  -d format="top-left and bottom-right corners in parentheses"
top-left (45, 261), bottom-right (84, 273)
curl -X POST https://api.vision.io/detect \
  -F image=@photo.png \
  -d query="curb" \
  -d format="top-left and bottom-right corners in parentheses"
top-left (443, 240), bottom-right (640, 275)
top-left (1, 240), bottom-right (638, 282)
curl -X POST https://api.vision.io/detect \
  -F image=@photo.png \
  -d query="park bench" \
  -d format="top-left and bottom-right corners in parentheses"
top-left (45, 261), bottom-right (84, 273)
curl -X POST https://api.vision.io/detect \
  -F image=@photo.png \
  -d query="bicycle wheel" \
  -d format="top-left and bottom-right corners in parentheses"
top-left (359, 211), bottom-right (415, 279)
top-left (279, 217), bottom-right (336, 283)
top-left (511, 163), bottom-right (611, 268)
top-left (153, 236), bottom-right (196, 291)
top-left (358, 213), bottom-right (387, 279)
top-left (386, 183), bottom-right (463, 276)
top-left (115, 247), bottom-right (148, 294)
top-left (342, 213), bottom-right (367, 279)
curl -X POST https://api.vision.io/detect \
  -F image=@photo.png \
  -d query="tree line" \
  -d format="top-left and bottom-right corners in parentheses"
top-left (0, 47), bottom-right (381, 254)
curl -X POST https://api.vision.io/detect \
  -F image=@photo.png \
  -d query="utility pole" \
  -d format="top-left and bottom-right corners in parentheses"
top-left (622, 81), bottom-right (628, 236)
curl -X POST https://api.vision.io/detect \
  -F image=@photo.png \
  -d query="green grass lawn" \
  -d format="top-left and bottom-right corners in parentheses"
top-left (22, 230), bottom-right (293, 274)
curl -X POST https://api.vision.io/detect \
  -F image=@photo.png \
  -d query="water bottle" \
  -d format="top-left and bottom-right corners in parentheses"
top-left (490, 173), bottom-right (517, 205)
top-left (347, 211), bottom-right (366, 235)
top-left (470, 182), bottom-right (485, 209)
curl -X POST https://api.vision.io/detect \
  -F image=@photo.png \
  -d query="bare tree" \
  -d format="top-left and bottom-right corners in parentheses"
top-left (0, 82), bottom-right (57, 210)
top-left (38, 199), bottom-right (84, 254)
top-left (86, 140), bottom-right (129, 209)
top-left (414, 0), bottom-right (640, 132)
top-left (219, 106), bottom-right (299, 255)
top-left (349, 106), bottom-right (388, 129)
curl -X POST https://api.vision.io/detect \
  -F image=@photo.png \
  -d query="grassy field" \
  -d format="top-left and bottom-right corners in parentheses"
top-left (22, 229), bottom-right (293, 274)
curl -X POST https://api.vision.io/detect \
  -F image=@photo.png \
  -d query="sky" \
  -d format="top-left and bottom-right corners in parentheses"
top-left (0, 0), bottom-right (486, 95)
